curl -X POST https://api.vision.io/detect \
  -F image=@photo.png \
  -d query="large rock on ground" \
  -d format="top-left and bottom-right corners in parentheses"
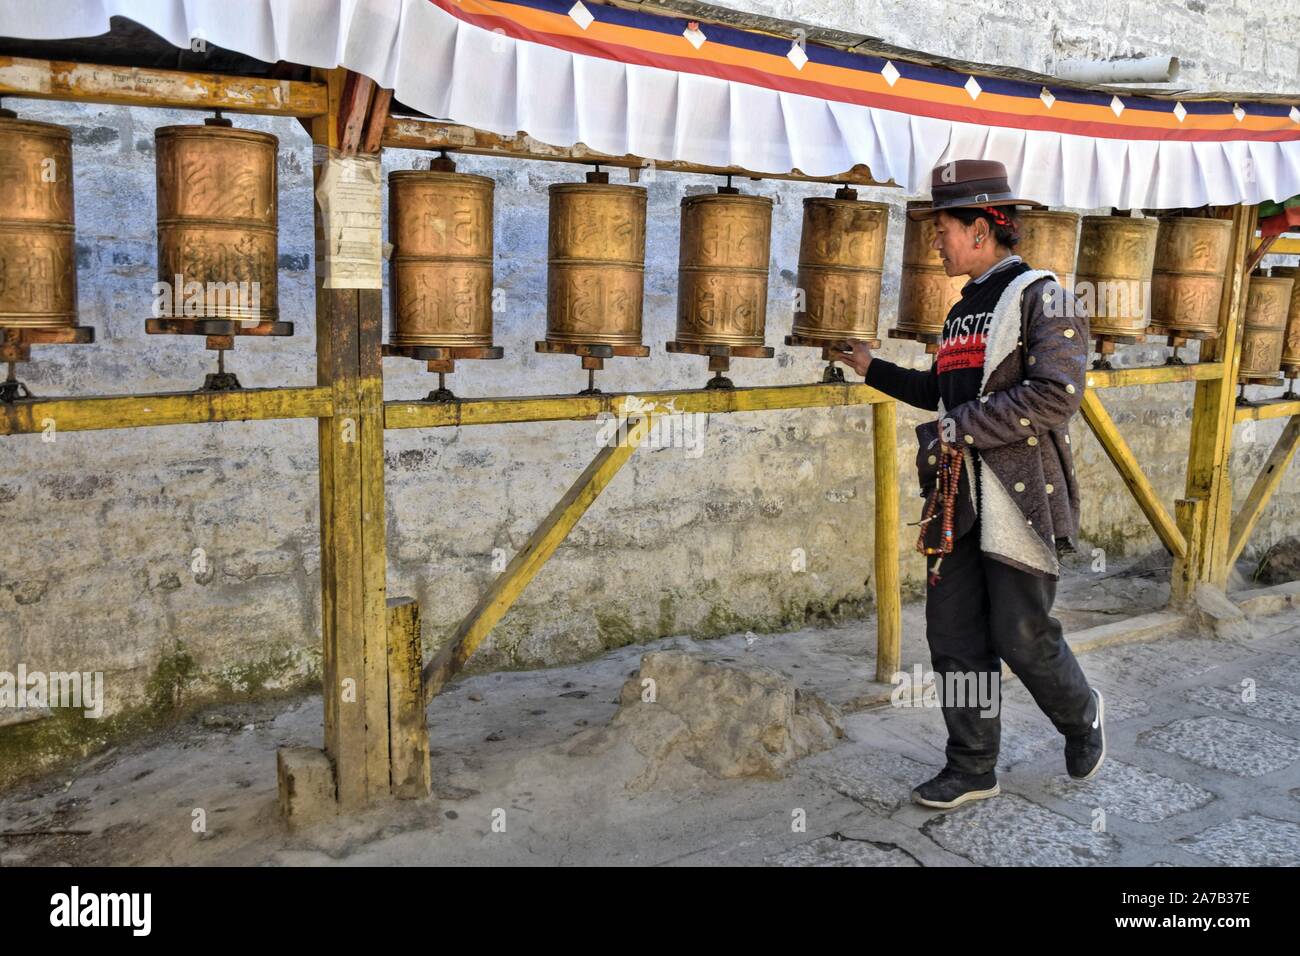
top-left (565, 650), bottom-right (844, 792)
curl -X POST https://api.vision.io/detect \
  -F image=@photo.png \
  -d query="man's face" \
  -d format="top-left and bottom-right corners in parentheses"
top-left (931, 210), bottom-right (981, 277)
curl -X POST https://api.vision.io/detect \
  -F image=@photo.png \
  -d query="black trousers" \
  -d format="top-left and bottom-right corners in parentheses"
top-left (924, 521), bottom-right (1095, 775)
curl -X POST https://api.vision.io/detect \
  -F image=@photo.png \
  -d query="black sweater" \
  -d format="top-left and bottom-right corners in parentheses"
top-left (866, 257), bottom-right (1032, 536)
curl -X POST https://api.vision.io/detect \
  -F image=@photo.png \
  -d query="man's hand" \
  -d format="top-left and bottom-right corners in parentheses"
top-left (833, 338), bottom-right (873, 377)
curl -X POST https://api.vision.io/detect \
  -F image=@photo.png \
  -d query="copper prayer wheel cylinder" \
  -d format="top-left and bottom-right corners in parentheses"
top-left (1238, 274), bottom-right (1294, 380)
top-left (0, 114), bottom-right (76, 329)
top-left (1075, 216), bottom-right (1158, 336)
top-left (388, 168), bottom-right (495, 348)
top-left (896, 201), bottom-right (964, 339)
top-left (675, 190), bottom-right (773, 347)
top-left (545, 176), bottom-right (646, 346)
top-left (790, 190), bottom-right (889, 345)
top-left (155, 122), bottom-right (278, 323)
top-left (1148, 216), bottom-right (1233, 337)
top-left (1269, 265), bottom-right (1300, 369)
top-left (1015, 210), bottom-right (1079, 291)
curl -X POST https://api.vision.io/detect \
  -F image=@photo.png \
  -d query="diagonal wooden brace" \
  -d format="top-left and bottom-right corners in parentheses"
top-left (422, 414), bottom-right (656, 703)
top-left (1227, 414), bottom-right (1300, 569)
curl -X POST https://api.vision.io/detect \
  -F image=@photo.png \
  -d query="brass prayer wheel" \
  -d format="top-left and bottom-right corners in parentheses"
top-left (0, 113), bottom-right (76, 329)
top-left (1015, 210), bottom-right (1079, 291)
top-left (388, 166), bottom-right (495, 348)
top-left (1269, 265), bottom-right (1300, 370)
top-left (544, 173), bottom-right (646, 347)
top-left (1075, 216), bottom-right (1158, 336)
top-left (789, 188), bottom-right (889, 346)
top-left (1148, 216), bottom-right (1233, 337)
top-left (1238, 273), bottom-right (1294, 380)
top-left (675, 189), bottom-right (773, 347)
top-left (896, 201), bottom-right (964, 340)
top-left (155, 119), bottom-right (278, 323)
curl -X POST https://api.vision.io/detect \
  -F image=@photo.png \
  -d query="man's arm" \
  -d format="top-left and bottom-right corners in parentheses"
top-left (944, 278), bottom-right (1089, 449)
top-left (864, 356), bottom-right (941, 412)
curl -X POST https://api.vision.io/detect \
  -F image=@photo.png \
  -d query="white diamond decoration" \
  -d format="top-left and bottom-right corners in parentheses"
top-left (1291, 106), bottom-right (1300, 124)
top-left (964, 75), bottom-right (982, 100)
top-left (568, 1), bottom-right (594, 30)
top-left (881, 60), bottom-right (900, 87)
top-left (1110, 95), bottom-right (1125, 117)
top-left (1233, 103), bottom-right (1246, 122)
top-left (683, 25), bottom-right (706, 49)
top-left (1173, 101), bottom-right (1187, 123)
top-left (1040, 87), bottom-right (1055, 109)
top-left (787, 41), bottom-right (808, 70)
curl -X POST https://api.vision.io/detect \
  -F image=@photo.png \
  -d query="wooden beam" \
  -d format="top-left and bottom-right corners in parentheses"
top-left (0, 56), bottom-right (327, 116)
top-left (1227, 414), bottom-right (1300, 568)
top-left (1170, 497), bottom-right (1205, 605)
top-left (422, 414), bottom-right (656, 703)
top-left (1246, 234), bottom-right (1280, 275)
top-left (1084, 362), bottom-right (1223, 390)
top-left (0, 386), bottom-right (331, 436)
top-left (382, 117), bottom-right (893, 187)
top-left (1184, 205), bottom-right (1258, 588)
top-left (337, 73), bottom-right (375, 155)
top-left (1265, 236), bottom-right (1300, 256)
top-left (387, 598), bottom-right (432, 799)
top-left (385, 382), bottom-right (889, 430)
top-left (1234, 398), bottom-right (1300, 423)
top-left (1080, 389), bottom-right (1187, 560)
top-left (871, 401), bottom-right (901, 683)
top-left (310, 67), bottom-right (391, 808)
top-left (361, 89), bottom-right (394, 155)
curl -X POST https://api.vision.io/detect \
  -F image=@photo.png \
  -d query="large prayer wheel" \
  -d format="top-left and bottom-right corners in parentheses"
top-left (0, 112), bottom-right (76, 329)
top-left (789, 188), bottom-right (889, 346)
top-left (1148, 216), bottom-right (1233, 337)
top-left (1269, 265), bottom-right (1300, 371)
top-left (544, 173), bottom-right (646, 347)
top-left (388, 166), bottom-right (495, 348)
top-left (1075, 216), bottom-right (1158, 336)
top-left (1238, 273), bottom-right (1294, 381)
top-left (155, 119), bottom-right (278, 323)
top-left (1015, 210), bottom-right (1079, 291)
top-left (675, 189), bottom-right (773, 347)
top-left (896, 201), bottom-right (964, 340)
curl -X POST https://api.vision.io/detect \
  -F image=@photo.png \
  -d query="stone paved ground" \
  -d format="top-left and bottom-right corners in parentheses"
top-left (1, 593), bottom-right (1298, 866)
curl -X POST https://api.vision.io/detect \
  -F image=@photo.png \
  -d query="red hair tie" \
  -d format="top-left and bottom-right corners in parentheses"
top-left (982, 205), bottom-right (1019, 238)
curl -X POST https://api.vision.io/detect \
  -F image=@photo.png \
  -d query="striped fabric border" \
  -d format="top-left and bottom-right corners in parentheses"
top-left (429, 0), bottom-right (1300, 143)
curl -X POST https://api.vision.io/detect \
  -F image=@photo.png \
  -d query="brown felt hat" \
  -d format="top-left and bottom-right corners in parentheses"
top-left (907, 159), bottom-right (1044, 220)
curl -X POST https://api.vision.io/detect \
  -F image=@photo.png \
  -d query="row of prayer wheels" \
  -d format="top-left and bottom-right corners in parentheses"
top-left (4, 105), bottom-right (1300, 396)
top-left (386, 157), bottom-right (890, 391)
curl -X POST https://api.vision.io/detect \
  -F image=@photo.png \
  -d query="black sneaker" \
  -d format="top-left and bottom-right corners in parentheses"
top-left (1065, 688), bottom-right (1106, 780)
top-left (911, 767), bottom-right (1000, 809)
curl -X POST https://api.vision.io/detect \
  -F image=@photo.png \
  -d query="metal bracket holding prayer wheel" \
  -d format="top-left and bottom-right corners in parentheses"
top-left (665, 340), bottom-right (775, 389)
top-left (383, 343), bottom-right (504, 402)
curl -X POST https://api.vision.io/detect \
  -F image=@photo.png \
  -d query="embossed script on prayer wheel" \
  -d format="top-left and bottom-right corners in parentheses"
top-left (675, 191), bottom-right (773, 347)
top-left (155, 122), bottom-right (278, 323)
top-left (1075, 216), bottom-right (1158, 336)
top-left (896, 201), bottom-right (964, 340)
top-left (1015, 210), bottom-right (1079, 291)
top-left (1149, 216), bottom-right (1233, 337)
top-left (546, 178), bottom-right (646, 347)
top-left (1238, 274), bottom-right (1294, 380)
top-left (790, 191), bottom-right (889, 345)
top-left (0, 115), bottom-right (76, 329)
top-left (388, 169), bottom-right (495, 348)
top-left (1269, 265), bottom-right (1300, 370)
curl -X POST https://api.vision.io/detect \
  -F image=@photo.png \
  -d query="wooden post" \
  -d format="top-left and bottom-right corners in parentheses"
top-left (1226, 414), bottom-right (1300, 568)
top-left (872, 400), bottom-right (901, 683)
top-left (1171, 497), bottom-right (1206, 606)
top-left (309, 69), bottom-right (391, 808)
top-left (1183, 204), bottom-right (1258, 590)
top-left (387, 598), bottom-right (432, 798)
